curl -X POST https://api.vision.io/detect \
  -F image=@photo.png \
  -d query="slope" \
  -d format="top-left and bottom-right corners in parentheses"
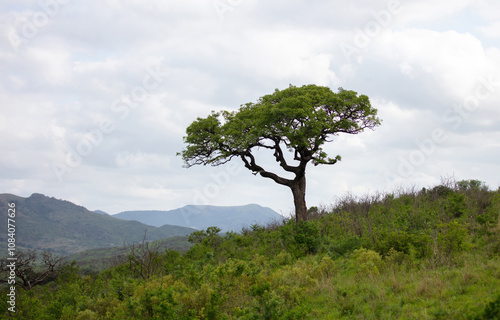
top-left (0, 193), bottom-right (195, 255)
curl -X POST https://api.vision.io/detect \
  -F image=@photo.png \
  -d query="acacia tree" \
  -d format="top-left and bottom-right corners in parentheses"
top-left (179, 85), bottom-right (381, 221)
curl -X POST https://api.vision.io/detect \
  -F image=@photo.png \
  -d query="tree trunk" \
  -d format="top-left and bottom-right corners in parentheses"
top-left (290, 175), bottom-right (307, 222)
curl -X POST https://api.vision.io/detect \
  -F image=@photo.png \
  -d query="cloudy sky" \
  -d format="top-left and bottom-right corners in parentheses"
top-left (1, 0), bottom-right (499, 216)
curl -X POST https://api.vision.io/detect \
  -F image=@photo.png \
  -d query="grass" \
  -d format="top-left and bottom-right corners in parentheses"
top-left (304, 252), bottom-right (500, 319)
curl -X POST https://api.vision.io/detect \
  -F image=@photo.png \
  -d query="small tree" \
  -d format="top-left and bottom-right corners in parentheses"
top-left (0, 250), bottom-right (64, 290)
top-left (126, 232), bottom-right (163, 280)
top-left (179, 85), bottom-right (381, 221)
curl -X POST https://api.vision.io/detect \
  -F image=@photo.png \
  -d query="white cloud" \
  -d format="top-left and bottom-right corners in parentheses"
top-left (476, 20), bottom-right (500, 38)
top-left (473, 0), bottom-right (500, 21)
top-left (397, 0), bottom-right (473, 24)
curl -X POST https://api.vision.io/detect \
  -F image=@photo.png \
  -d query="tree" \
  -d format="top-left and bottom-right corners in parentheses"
top-left (126, 232), bottom-right (163, 280)
top-left (0, 250), bottom-right (64, 290)
top-left (179, 84), bottom-right (381, 221)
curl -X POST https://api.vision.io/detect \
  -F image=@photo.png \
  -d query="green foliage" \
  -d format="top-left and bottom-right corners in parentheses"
top-left (188, 226), bottom-right (221, 246)
top-left (446, 193), bottom-right (467, 218)
top-left (314, 256), bottom-right (336, 278)
top-left (180, 85), bottom-right (380, 168)
top-left (280, 220), bottom-right (320, 257)
top-left (458, 179), bottom-right (489, 192)
top-left (435, 220), bottom-right (471, 264)
top-left (474, 294), bottom-right (500, 320)
top-left (351, 248), bottom-right (382, 275)
top-left (375, 230), bottom-right (431, 259)
top-left (4, 181), bottom-right (500, 319)
top-left (75, 309), bottom-right (98, 320)
top-left (323, 235), bottom-right (364, 258)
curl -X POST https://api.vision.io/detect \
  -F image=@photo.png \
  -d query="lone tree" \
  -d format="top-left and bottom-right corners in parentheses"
top-left (179, 84), bottom-right (381, 221)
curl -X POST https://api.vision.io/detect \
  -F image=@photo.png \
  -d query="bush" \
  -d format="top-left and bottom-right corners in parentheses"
top-left (323, 236), bottom-right (364, 258)
top-left (294, 221), bottom-right (320, 254)
top-left (474, 294), bottom-right (500, 320)
top-left (75, 310), bottom-right (98, 320)
top-left (351, 248), bottom-right (382, 275)
top-left (375, 230), bottom-right (431, 259)
top-left (434, 220), bottom-right (471, 264)
top-left (313, 256), bottom-right (336, 278)
top-left (280, 220), bottom-right (320, 257)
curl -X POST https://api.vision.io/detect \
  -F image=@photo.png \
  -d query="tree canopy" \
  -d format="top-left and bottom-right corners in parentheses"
top-left (180, 84), bottom-right (381, 221)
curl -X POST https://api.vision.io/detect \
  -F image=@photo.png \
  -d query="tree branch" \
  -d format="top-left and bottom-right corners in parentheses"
top-left (272, 139), bottom-right (300, 174)
top-left (240, 152), bottom-right (292, 186)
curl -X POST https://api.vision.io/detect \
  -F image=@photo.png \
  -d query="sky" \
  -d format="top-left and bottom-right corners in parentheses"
top-left (1, 0), bottom-right (499, 216)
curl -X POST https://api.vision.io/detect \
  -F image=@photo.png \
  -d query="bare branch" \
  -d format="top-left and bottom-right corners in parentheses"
top-left (240, 152), bottom-right (292, 186)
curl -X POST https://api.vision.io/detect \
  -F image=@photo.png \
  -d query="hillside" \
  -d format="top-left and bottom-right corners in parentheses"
top-left (0, 193), bottom-right (196, 255)
top-left (114, 204), bottom-right (283, 232)
top-left (2, 180), bottom-right (499, 319)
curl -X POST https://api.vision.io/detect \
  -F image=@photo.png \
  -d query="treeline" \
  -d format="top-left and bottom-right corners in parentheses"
top-left (1, 179), bottom-right (500, 319)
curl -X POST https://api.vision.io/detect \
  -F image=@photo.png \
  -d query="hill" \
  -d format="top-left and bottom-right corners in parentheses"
top-left (4, 179), bottom-right (500, 319)
top-left (0, 193), bottom-right (196, 255)
top-left (114, 204), bottom-right (283, 232)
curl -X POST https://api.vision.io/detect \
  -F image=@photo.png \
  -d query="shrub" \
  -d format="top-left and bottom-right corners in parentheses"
top-left (75, 309), bottom-right (98, 320)
top-left (276, 251), bottom-right (293, 266)
top-left (446, 193), bottom-right (467, 218)
top-left (434, 220), bottom-right (471, 264)
top-left (474, 294), bottom-right (500, 320)
top-left (384, 248), bottom-right (406, 267)
top-left (375, 230), bottom-right (431, 259)
top-left (313, 256), bottom-right (336, 278)
top-left (323, 236), bottom-right (364, 258)
top-left (294, 221), bottom-right (320, 254)
top-left (351, 248), bottom-right (382, 275)
top-left (280, 220), bottom-right (320, 257)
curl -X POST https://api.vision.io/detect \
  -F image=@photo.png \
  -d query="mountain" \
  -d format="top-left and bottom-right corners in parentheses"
top-left (0, 193), bottom-right (196, 256)
top-left (114, 204), bottom-right (284, 232)
top-left (93, 210), bottom-right (109, 215)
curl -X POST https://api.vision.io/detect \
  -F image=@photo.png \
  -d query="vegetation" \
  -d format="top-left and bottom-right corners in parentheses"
top-left (179, 85), bottom-right (381, 221)
top-left (1, 179), bottom-right (500, 319)
top-left (63, 236), bottom-right (192, 273)
top-left (0, 250), bottom-right (63, 291)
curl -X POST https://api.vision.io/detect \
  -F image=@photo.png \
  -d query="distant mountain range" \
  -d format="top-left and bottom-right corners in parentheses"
top-left (113, 204), bottom-right (284, 232)
top-left (0, 193), bottom-right (195, 256)
top-left (0, 193), bottom-right (284, 257)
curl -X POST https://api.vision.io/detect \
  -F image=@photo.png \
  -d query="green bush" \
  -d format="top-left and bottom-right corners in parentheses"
top-left (375, 230), bottom-right (431, 259)
top-left (75, 309), bottom-right (98, 320)
top-left (446, 193), bottom-right (467, 218)
top-left (351, 248), bottom-right (382, 275)
top-left (280, 220), bottom-right (320, 257)
top-left (313, 256), bottom-right (336, 278)
top-left (435, 220), bottom-right (471, 264)
top-left (437, 221), bottom-right (470, 254)
top-left (474, 294), bottom-right (500, 320)
top-left (323, 236), bottom-right (364, 257)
